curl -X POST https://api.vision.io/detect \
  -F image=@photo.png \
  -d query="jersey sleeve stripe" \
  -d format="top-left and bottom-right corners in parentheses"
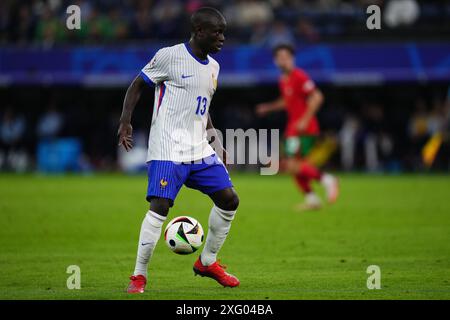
top-left (139, 71), bottom-right (156, 86)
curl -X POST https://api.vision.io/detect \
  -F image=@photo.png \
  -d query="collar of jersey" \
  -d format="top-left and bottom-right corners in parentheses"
top-left (184, 42), bottom-right (209, 65)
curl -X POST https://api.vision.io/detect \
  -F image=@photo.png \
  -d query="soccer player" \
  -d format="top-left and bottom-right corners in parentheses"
top-left (117, 7), bottom-right (240, 293)
top-left (256, 44), bottom-right (338, 211)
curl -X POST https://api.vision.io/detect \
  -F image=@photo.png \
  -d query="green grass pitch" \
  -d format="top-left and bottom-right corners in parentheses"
top-left (0, 173), bottom-right (449, 300)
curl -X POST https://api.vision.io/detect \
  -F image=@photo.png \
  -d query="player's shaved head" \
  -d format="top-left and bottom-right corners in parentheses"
top-left (189, 7), bottom-right (226, 55)
top-left (190, 7), bottom-right (226, 34)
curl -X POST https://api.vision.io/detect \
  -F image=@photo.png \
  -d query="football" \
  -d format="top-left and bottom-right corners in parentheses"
top-left (164, 216), bottom-right (204, 254)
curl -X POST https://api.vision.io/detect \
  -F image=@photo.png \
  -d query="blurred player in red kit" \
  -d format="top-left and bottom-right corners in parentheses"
top-left (256, 44), bottom-right (339, 211)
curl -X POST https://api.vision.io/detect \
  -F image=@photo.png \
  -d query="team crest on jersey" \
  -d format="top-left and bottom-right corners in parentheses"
top-left (160, 179), bottom-right (168, 188)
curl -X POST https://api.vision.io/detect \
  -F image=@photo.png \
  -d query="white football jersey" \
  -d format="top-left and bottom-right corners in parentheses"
top-left (140, 43), bottom-right (220, 162)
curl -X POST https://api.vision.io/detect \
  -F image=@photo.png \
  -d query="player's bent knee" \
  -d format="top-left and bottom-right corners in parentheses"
top-left (221, 192), bottom-right (239, 211)
top-left (149, 197), bottom-right (172, 216)
top-left (210, 188), bottom-right (239, 211)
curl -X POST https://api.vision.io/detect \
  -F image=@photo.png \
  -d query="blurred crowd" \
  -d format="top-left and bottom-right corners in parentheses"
top-left (1, 0), bottom-right (449, 46)
top-left (1, 85), bottom-right (449, 173)
top-left (338, 95), bottom-right (450, 172)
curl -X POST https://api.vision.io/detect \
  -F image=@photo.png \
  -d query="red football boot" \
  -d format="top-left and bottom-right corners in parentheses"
top-left (127, 275), bottom-right (147, 294)
top-left (193, 257), bottom-right (240, 288)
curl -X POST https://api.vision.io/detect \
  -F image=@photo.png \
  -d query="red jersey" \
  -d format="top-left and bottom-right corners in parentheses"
top-left (279, 68), bottom-right (320, 137)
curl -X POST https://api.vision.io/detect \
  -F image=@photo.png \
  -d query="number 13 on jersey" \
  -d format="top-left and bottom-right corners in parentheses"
top-left (195, 96), bottom-right (207, 115)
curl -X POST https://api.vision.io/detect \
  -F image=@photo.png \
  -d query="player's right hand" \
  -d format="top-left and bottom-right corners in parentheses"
top-left (117, 122), bottom-right (133, 152)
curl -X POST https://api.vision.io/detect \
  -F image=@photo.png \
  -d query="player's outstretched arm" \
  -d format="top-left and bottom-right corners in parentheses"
top-left (118, 75), bottom-right (147, 151)
top-left (255, 97), bottom-right (285, 117)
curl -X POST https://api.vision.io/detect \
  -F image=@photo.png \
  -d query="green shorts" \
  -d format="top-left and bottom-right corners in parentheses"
top-left (285, 136), bottom-right (317, 158)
